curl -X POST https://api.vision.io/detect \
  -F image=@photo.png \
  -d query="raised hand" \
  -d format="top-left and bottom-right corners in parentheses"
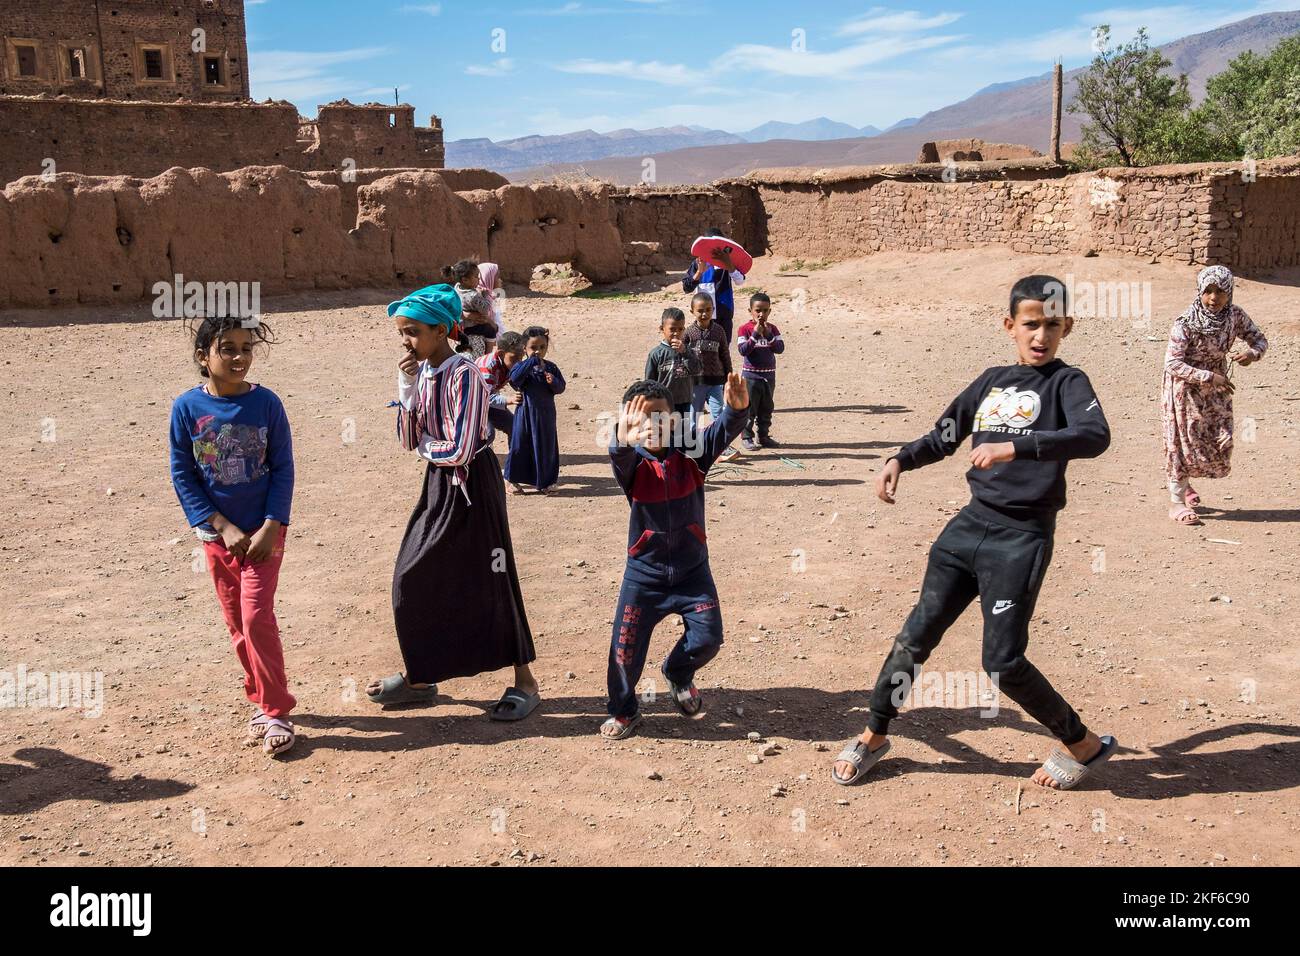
top-left (618, 395), bottom-right (649, 445)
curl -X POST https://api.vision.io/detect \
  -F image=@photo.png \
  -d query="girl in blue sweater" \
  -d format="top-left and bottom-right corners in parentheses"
top-left (169, 316), bottom-right (297, 756)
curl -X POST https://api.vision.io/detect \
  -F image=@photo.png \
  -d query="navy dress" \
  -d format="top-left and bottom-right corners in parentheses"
top-left (504, 356), bottom-right (566, 491)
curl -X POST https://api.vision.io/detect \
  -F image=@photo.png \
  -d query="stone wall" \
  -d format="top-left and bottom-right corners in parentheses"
top-left (611, 187), bottom-right (734, 261)
top-left (2, 158), bottom-right (1296, 310)
top-left (0, 95), bottom-right (447, 186)
top-left (739, 161), bottom-right (1300, 268)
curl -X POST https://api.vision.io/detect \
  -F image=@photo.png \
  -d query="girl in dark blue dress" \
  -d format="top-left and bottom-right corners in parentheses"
top-left (504, 326), bottom-right (566, 494)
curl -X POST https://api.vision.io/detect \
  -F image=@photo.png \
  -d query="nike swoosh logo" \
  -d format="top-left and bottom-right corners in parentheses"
top-left (992, 601), bottom-right (1016, 615)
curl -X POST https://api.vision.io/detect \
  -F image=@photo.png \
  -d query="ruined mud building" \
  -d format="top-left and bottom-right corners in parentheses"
top-left (0, 0), bottom-right (445, 185)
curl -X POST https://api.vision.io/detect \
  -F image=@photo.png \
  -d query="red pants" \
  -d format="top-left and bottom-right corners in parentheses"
top-left (204, 527), bottom-right (296, 718)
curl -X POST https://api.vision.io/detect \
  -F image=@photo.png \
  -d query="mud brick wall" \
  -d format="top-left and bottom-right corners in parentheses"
top-left (612, 188), bottom-right (733, 262)
top-left (1234, 175), bottom-right (1300, 269)
top-left (306, 105), bottom-right (423, 172)
top-left (2, 159), bottom-right (1297, 310)
top-left (1, 0), bottom-right (250, 102)
top-left (0, 167), bottom-right (627, 308)
top-left (0, 98), bottom-right (301, 185)
top-left (744, 164), bottom-right (1300, 267)
top-left (0, 96), bottom-right (449, 187)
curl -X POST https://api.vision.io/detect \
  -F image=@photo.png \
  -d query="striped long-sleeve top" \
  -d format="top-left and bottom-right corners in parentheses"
top-left (396, 352), bottom-right (490, 499)
top-left (736, 319), bottom-right (784, 384)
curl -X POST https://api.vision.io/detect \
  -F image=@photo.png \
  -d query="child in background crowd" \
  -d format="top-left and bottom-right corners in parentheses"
top-left (683, 230), bottom-right (746, 348)
top-left (686, 291), bottom-right (739, 462)
top-left (477, 330), bottom-right (525, 448)
top-left (476, 261), bottom-right (507, 339)
top-left (505, 326), bottom-right (566, 494)
top-left (169, 315), bottom-right (297, 757)
top-left (443, 259), bottom-right (498, 359)
top-left (735, 292), bottom-right (785, 451)
top-left (1161, 266), bottom-right (1268, 526)
top-left (645, 307), bottom-right (701, 419)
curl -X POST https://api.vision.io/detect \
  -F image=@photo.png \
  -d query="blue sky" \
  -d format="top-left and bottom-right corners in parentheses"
top-left (245, 0), bottom-right (1300, 141)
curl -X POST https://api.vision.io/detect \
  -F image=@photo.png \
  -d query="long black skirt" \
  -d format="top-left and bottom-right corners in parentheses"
top-left (391, 448), bottom-right (536, 684)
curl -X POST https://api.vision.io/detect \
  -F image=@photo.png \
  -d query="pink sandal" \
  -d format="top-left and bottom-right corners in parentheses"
top-left (262, 717), bottom-right (295, 756)
top-left (1184, 485), bottom-right (1201, 508)
top-left (1169, 505), bottom-right (1201, 526)
top-left (246, 711), bottom-right (269, 744)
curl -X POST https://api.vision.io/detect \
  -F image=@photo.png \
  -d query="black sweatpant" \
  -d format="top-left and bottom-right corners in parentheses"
top-left (743, 377), bottom-right (775, 440)
top-left (866, 507), bottom-right (1087, 744)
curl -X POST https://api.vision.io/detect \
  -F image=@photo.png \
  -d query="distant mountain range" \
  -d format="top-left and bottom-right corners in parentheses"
top-left (445, 125), bottom-right (746, 172)
top-left (501, 10), bottom-right (1300, 185)
top-left (446, 116), bottom-right (926, 171)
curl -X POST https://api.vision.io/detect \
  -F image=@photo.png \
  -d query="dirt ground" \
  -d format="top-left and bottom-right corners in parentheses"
top-left (2, 248), bottom-right (1298, 867)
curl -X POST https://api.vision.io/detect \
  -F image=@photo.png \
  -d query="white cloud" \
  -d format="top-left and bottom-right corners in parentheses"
top-left (399, 3), bottom-right (442, 14)
top-left (839, 9), bottom-right (964, 36)
top-left (717, 33), bottom-right (963, 78)
top-left (556, 58), bottom-right (707, 86)
top-left (466, 58), bottom-right (516, 76)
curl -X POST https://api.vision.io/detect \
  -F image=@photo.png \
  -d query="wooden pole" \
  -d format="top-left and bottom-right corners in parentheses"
top-left (1051, 62), bottom-right (1063, 163)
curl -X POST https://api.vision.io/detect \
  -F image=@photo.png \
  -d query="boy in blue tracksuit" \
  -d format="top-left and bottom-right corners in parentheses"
top-left (599, 373), bottom-right (750, 740)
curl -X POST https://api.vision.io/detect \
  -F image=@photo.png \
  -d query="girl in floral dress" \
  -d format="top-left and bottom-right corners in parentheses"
top-left (1162, 266), bottom-right (1268, 526)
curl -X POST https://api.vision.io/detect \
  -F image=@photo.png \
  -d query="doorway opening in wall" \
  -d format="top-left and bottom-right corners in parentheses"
top-left (204, 57), bottom-right (222, 85)
top-left (143, 49), bottom-right (164, 79)
top-left (68, 48), bottom-right (87, 79)
top-left (17, 44), bottom-right (38, 77)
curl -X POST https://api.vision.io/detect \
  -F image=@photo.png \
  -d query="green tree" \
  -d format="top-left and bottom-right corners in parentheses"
top-left (1070, 26), bottom-right (1193, 167)
top-left (1234, 35), bottom-right (1300, 159)
top-left (1190, 48), bottom-right (1272, 160)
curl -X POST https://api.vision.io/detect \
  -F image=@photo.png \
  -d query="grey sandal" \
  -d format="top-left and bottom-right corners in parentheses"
top-left (489, 686), bottom-right (541, 722)
top-left (831, 738), bottom-right (891, 786)
top-left (367, 673), bottom-right (438, 705)
top-left (1039, 735), bottom-right (1118, 790)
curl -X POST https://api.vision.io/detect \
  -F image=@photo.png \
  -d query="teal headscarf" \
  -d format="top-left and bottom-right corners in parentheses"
top-left (387, 284), bottom-right (462, 332)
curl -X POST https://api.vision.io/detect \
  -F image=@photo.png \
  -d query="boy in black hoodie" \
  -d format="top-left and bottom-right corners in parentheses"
top-left (832, 275), bottom-right (1118, 791)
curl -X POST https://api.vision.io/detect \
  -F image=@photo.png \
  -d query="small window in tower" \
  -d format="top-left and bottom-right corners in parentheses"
top-left (144, 48), bottom-right (164, 79)
top-left (69, 48), bottom-right (87, 79)
top-left (389, 113), bottom-right (397, 128)
top-left (17, 45), bottom-right (38, 77)
top-left (204, 57), bottom-right (222, 85)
